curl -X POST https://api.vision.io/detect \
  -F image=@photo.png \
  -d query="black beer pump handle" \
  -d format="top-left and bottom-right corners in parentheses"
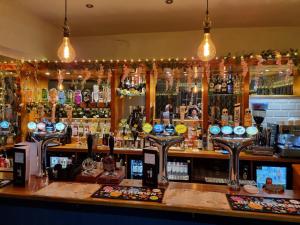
top-left (87, 134), bottom-right (93, 158)
top-left (109, 134), bottom-right (115, 155)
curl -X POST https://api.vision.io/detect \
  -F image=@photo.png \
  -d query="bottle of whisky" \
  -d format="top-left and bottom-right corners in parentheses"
top-left (209, 75), bottom-right (215, 94)
top-left (214, 76), bottom-right (222, 93)
top-left (221, 77), bottom-right (227, 94)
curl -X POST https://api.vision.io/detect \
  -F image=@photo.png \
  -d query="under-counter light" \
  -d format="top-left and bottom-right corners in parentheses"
top-left (197, 0), bottom-right (216, 62)
top-left (57, 0), bottom-right (76, 63)
top-left (45, 72), bottom-right (50, 76)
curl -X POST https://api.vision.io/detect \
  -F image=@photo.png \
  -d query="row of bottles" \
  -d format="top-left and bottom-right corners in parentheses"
top-left (209, 73), bottom-right (241, 95)
top-left (167, 162), bottom-right (189, 181)
top-left (41, 84), bottom-right (111, 105)
top-left (57, 106), bottom-right (111, 118)
top-left (119, 77), bottom-right (146, 92)
top-left (70, 119), bottom-right (111, 139)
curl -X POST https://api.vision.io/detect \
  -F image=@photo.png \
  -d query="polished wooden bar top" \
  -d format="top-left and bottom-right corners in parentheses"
top-left (0, 177), bottom-right (300, 223)
top-left (48, 143), bottom-right (300, 163)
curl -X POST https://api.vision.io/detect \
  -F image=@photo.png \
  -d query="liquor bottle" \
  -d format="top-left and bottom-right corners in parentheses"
top-left (41, 88), bottom-right (48, 102)
top-left (96, 120), bottom-right (102, 135)
top-left (78, 120), bottom-right (84, 137)
top-left (227, 73), bottom-right (234, 94)
top-left (72, 120), bottom-right (79, 136)
top-left (66, 90), bottom-right (74, 104)
top-left (92, 85), bottom-right (99, 103)
top-left (233, 74), bottom-right (241, 95)
top-left (214, 76), bottom-right (222, 93)
top-left (58, 90), bottom-right (66, 105)
top-left (90, 118), bottom-right (98, 134)
top-left (84, 119), bottom-right (90, 135)
top-left (209, 75), bottom-right (215, 94)
top-left (102, 121), bottom-right (109, 145)
top-left (165, 113), bottom-right (175, 135)
top-left (74, 90), bottom-right (82, 105)
top-left (196, 126), bottom-right (203, 149)
top-left (221, 77), bottom-right (227, 94)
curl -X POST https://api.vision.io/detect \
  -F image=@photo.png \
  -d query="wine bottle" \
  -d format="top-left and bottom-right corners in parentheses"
top-left (227, 73), bottom-right (233, 94)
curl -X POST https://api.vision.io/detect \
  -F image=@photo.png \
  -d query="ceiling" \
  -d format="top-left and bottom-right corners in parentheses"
top-left (15, 0), bottom-right (300, 36)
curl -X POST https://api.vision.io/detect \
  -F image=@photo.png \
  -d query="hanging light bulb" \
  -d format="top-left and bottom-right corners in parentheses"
top-left (57, 0), bottom-right (76, 63)
top-left (197, 0), bottom-right (216, 62)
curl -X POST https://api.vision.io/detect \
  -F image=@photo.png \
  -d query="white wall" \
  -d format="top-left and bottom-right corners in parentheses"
top-left (72, 26), bottom-right (300, 60)
top-left (0, 0), bottom-right (60, 59)
top-left (249, 96), bottom-right (300, 127)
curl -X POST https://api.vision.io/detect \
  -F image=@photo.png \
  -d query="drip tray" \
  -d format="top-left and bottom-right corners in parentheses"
top-left (0, 180), bottom-right (12, 188)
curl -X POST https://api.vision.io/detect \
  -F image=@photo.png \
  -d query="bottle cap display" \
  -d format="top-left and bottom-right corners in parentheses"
top-left (0, 121), bottom-right (9, 129)
top-left (27, 122), bottom-right (37, 130)
top-left (175, 124), bottom-right (187, 134)
top-left (233, 126), bottom-right (246, 135)
top-left (246, 126), bottom-right (259, 136)
top-left (153, 124), bottom-right (164, 133)
top-left (37, 122), bottom-right (46, 131)
top-left (221, 126), bottom-right (233, 135)
top-left (209, 125), bottom-right (221, 135)
top-left (55, 122), bottom-right (66, 132)
top-left (142, 123), bottom-right (153, 133)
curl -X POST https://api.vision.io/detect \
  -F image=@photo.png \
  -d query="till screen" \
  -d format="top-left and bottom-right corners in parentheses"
top-left (50, 157), bottom-right (69, 169)
top-left (256, 166), bottom-right (287, 189)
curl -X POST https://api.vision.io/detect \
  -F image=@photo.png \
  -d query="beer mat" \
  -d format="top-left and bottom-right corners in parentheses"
top-left (227, 194), bottom-right (300, 215)
top-left (163, 189), bottom-right (230, 210)
top-left (91, 185), bottom-right (165, 203)
top-left (34, 182), bottom-right (100, 199)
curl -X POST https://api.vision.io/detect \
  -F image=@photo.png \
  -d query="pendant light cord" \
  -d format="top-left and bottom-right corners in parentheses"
top-left (206, 0), bottom-right (209, 16)
top-left (64, 0), bottom-right (68, 24)
top-left (63, 0), bottom-right (70, 37)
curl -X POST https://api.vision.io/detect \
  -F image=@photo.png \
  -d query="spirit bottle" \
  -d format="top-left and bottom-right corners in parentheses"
top-left (209, 76), bottom-right (215, 94)
top-left (227, 73), bottom-right (234, 94)
top-left (221, 77), bottom-right (227, 94)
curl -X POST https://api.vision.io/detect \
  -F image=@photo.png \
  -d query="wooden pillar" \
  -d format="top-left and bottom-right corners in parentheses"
top-left (242, 71), bottom-right (250, 124)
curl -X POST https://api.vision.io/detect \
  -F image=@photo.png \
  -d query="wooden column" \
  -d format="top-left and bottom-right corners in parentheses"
top-left (110, 64), bottom-right (122, 132)
top-left (146, 70), bottom-right (156, 123)
top-left (242, 71), bottom-right (250, 124)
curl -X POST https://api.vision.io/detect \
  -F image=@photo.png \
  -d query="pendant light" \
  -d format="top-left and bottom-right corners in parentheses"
top-left (197, 0), bottom-right (216, 62)
top-left (57, 0), bottom-right (76, 63)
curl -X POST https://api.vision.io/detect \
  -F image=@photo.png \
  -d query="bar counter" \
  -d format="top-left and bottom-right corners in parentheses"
top-left (0, 177), bottom-right (299, 225)
top-left (49, 143), bottom-right (300, 163)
